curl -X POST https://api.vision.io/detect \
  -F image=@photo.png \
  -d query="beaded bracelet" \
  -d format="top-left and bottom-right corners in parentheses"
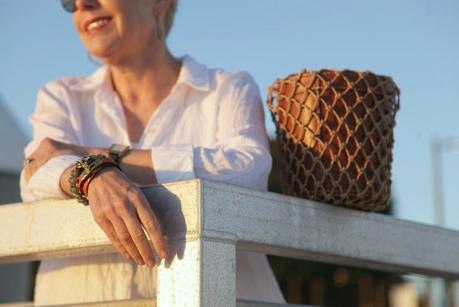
top-left (69, 155), bottom-right (120, 206)
top-left (69, 166), bottom-right (87, 205)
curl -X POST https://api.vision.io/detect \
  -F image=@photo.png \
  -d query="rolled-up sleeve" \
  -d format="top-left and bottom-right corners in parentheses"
top-left (150, 144), bottom-right (195, 183)
top-left (150, 72), bottom-right (272, 191)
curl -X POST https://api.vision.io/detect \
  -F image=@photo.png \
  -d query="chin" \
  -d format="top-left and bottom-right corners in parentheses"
top-left (86, 44), bottom-right (120, 65)
top-left (81, 30), bottom-right (117, 52)
top-left (93, 53), bottom-right (127, 67)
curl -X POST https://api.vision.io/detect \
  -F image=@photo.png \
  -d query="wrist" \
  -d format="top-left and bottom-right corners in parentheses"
top-left (108, 144), bottom-right (131, 165)
top-left (69, 155), bottom-right (120, 206)
top-left (60, 165), bottom-right (75, 197)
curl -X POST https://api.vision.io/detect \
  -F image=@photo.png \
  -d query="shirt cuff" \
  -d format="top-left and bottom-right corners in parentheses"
top-left (151, 144), bottom-right (195, 183)
top-left (27, 155), bottom-right (81, 200)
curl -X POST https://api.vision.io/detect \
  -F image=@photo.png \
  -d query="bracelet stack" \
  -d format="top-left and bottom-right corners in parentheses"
top-left (69, 154), bottom-right (120, 206)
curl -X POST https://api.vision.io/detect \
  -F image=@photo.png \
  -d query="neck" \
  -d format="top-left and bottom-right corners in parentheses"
top-left (108, 44), bottom-right (181, 108)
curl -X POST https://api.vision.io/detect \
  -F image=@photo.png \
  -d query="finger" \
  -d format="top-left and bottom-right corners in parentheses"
top-left (109, 212), bottom-right (148, 266)
top-left (93, 214), bottom-right (131, 259)
top-left (87, 171), bottom-right (145, 264)
top-left (24, 166), bottom-right (32, 182)
top-left (131, 190), bottom-right (168, 259)
top-left (119, 206), bottom-right (157, 268)
top-left (23, 158), bottom-right (37, 181)
top-left (30, 163), bottom-right (38, 178)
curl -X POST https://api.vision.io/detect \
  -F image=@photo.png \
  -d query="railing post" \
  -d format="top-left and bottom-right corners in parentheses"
top-left (157, 238), bottom-right (236, 307)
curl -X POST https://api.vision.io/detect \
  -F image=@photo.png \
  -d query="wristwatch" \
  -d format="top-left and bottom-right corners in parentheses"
top-left (108, 144), bottom-right (130, 165)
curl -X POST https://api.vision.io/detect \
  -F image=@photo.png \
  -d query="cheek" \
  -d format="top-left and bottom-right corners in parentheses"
top-left (124, 3), bottom-right (156, 37)
top-left (119, 18), bottom-right (155, 44)
top-left (72, 14), bottom-right (86, 40)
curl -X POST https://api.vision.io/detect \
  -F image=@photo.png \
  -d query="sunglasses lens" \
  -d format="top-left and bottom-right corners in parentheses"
top-left (61, 0), bottom-right (76, 13)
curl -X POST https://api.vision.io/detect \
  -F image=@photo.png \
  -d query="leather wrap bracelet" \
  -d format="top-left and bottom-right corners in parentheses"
top-left (69, 154), bottom-right (120, 206)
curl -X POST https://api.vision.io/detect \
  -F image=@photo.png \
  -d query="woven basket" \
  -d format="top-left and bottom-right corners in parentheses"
top-left (267, 69), bottom-right (400, 211)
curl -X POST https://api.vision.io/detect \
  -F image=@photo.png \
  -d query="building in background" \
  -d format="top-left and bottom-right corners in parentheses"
top-left (0, 100), bottom-right (27, 203)
top-left (0, 99), bottom-right (34, 302)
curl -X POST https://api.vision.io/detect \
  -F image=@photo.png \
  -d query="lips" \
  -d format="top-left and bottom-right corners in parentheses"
top-left (83, 16), bottom-right (112, 34)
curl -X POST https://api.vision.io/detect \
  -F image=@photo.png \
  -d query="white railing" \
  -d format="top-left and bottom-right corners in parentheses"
top-left (1, 179), bottom-right (459, 306)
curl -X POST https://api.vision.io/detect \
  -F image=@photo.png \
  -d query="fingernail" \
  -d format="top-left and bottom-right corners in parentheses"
top-left (137, 258), bottom-right (145, 265)
top-left (147, 259), bottom-right (156, 268)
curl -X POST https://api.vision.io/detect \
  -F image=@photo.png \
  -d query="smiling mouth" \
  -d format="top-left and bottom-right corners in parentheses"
top-left (85, 17), bottom-right (112, 33)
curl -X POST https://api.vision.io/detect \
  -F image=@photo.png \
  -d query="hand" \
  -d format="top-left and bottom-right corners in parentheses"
top-left (87, 167), bottom-right (168, 267)
top-left (23, 138), bottom-right (85, 182)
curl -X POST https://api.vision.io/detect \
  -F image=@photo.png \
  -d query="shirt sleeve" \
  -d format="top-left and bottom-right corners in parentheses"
top-left (151, 72), bottom-right (272, 191)
top-left (21, 155), bottom-right (81, 202)
top-left (20, 82), bottom-right (81, 202)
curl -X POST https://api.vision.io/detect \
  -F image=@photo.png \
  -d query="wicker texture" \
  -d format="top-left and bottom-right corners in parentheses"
top-left (267, 69), bottom-right (400, 211)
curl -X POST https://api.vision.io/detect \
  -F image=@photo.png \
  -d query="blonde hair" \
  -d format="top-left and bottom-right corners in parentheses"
top-left (164, 0), bottom-right (178, 37)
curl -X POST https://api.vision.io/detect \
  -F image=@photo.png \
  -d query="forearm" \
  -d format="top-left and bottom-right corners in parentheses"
top-left (25, 155), bottom-right (81, 201)
top-left (71, 148), bottom-right (158, 186)
top-left (119, 149), bottom-right (158, 185)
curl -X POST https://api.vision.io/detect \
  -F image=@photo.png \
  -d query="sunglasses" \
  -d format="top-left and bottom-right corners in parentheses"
top-left (61, 0), bottom-right (77, 13)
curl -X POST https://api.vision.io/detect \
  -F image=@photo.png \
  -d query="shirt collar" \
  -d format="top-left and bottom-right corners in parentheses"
top-left (68, 54), bottom-right (211, 92)
top-left (177, 55), bottom-right (211, 91)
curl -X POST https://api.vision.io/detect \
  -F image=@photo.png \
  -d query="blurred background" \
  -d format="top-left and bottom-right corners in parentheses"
top-left (0, 0), bottom-right (458, 306)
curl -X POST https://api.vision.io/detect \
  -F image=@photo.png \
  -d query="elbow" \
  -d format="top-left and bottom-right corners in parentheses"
top-left (20, 170), bottom-right (37, 203)
top-left (225, 147), bottom-right (272, 191)
top-left (249, 147), bottom-right (272, 190)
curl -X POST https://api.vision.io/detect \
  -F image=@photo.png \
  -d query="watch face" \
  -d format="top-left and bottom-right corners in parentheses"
top-left (111, 144), bottom-right (127, 153)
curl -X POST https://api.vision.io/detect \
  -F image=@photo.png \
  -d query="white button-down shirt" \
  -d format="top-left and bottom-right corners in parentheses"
top-left (21, 55), bottom-right (284, 304)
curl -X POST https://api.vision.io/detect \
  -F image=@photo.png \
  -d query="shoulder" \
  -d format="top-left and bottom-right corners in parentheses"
top-left (181, 55), bottom-right (259, 96)
top-left (34, 77), bottom-right (84, 112)
top-left (38, 76), bottom-right (86, 95)
top-left (202, 66), bottom-right (263, 112)
top-left (204, 67), bottom-right (261, 104)
top-left (37, 66), bottom-right (108, 99)
top-left (211, 68), bottom-right (259, 93)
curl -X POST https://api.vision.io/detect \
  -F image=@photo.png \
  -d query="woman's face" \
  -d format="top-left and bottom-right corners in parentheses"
top-left (72, 0), bottom-right (162, 63)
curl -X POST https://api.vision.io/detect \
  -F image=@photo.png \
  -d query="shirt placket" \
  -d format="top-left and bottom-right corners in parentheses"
top-left (95, 87), bottom-right (131, 146)
top-left (138, 84), bottom-right (184, 147)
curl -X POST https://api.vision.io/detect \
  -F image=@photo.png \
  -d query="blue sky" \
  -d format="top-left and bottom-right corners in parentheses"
top-left (1, 0), bottom-right (459, 229)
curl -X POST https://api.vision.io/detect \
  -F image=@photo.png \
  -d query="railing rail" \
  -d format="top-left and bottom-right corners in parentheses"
top-left (1, 179), bottom-right (459, 306)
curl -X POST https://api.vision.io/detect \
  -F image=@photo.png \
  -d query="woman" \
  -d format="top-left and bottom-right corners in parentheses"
top-left (21, 0), bottom-right (284, 304)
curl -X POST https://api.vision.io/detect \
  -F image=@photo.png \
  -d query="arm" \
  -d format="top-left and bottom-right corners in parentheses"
top-left (23, 81), bottom-right (158, 198)
top-left (58, 148), bottom-right (158, 196)
top-left (90, 72), bottom-right (271, 190)
top-left (23, 81), bottom-right (167, 267)
top-left (102, 72), bottom-right (271, 190)
top-left (149, 72), bottom-right (272, 190)
top-left (41, 72), bottom-right (270, 194)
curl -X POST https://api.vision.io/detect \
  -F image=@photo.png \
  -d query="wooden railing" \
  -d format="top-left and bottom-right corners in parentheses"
top-left (1, 179), bottom-right (459, 306)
